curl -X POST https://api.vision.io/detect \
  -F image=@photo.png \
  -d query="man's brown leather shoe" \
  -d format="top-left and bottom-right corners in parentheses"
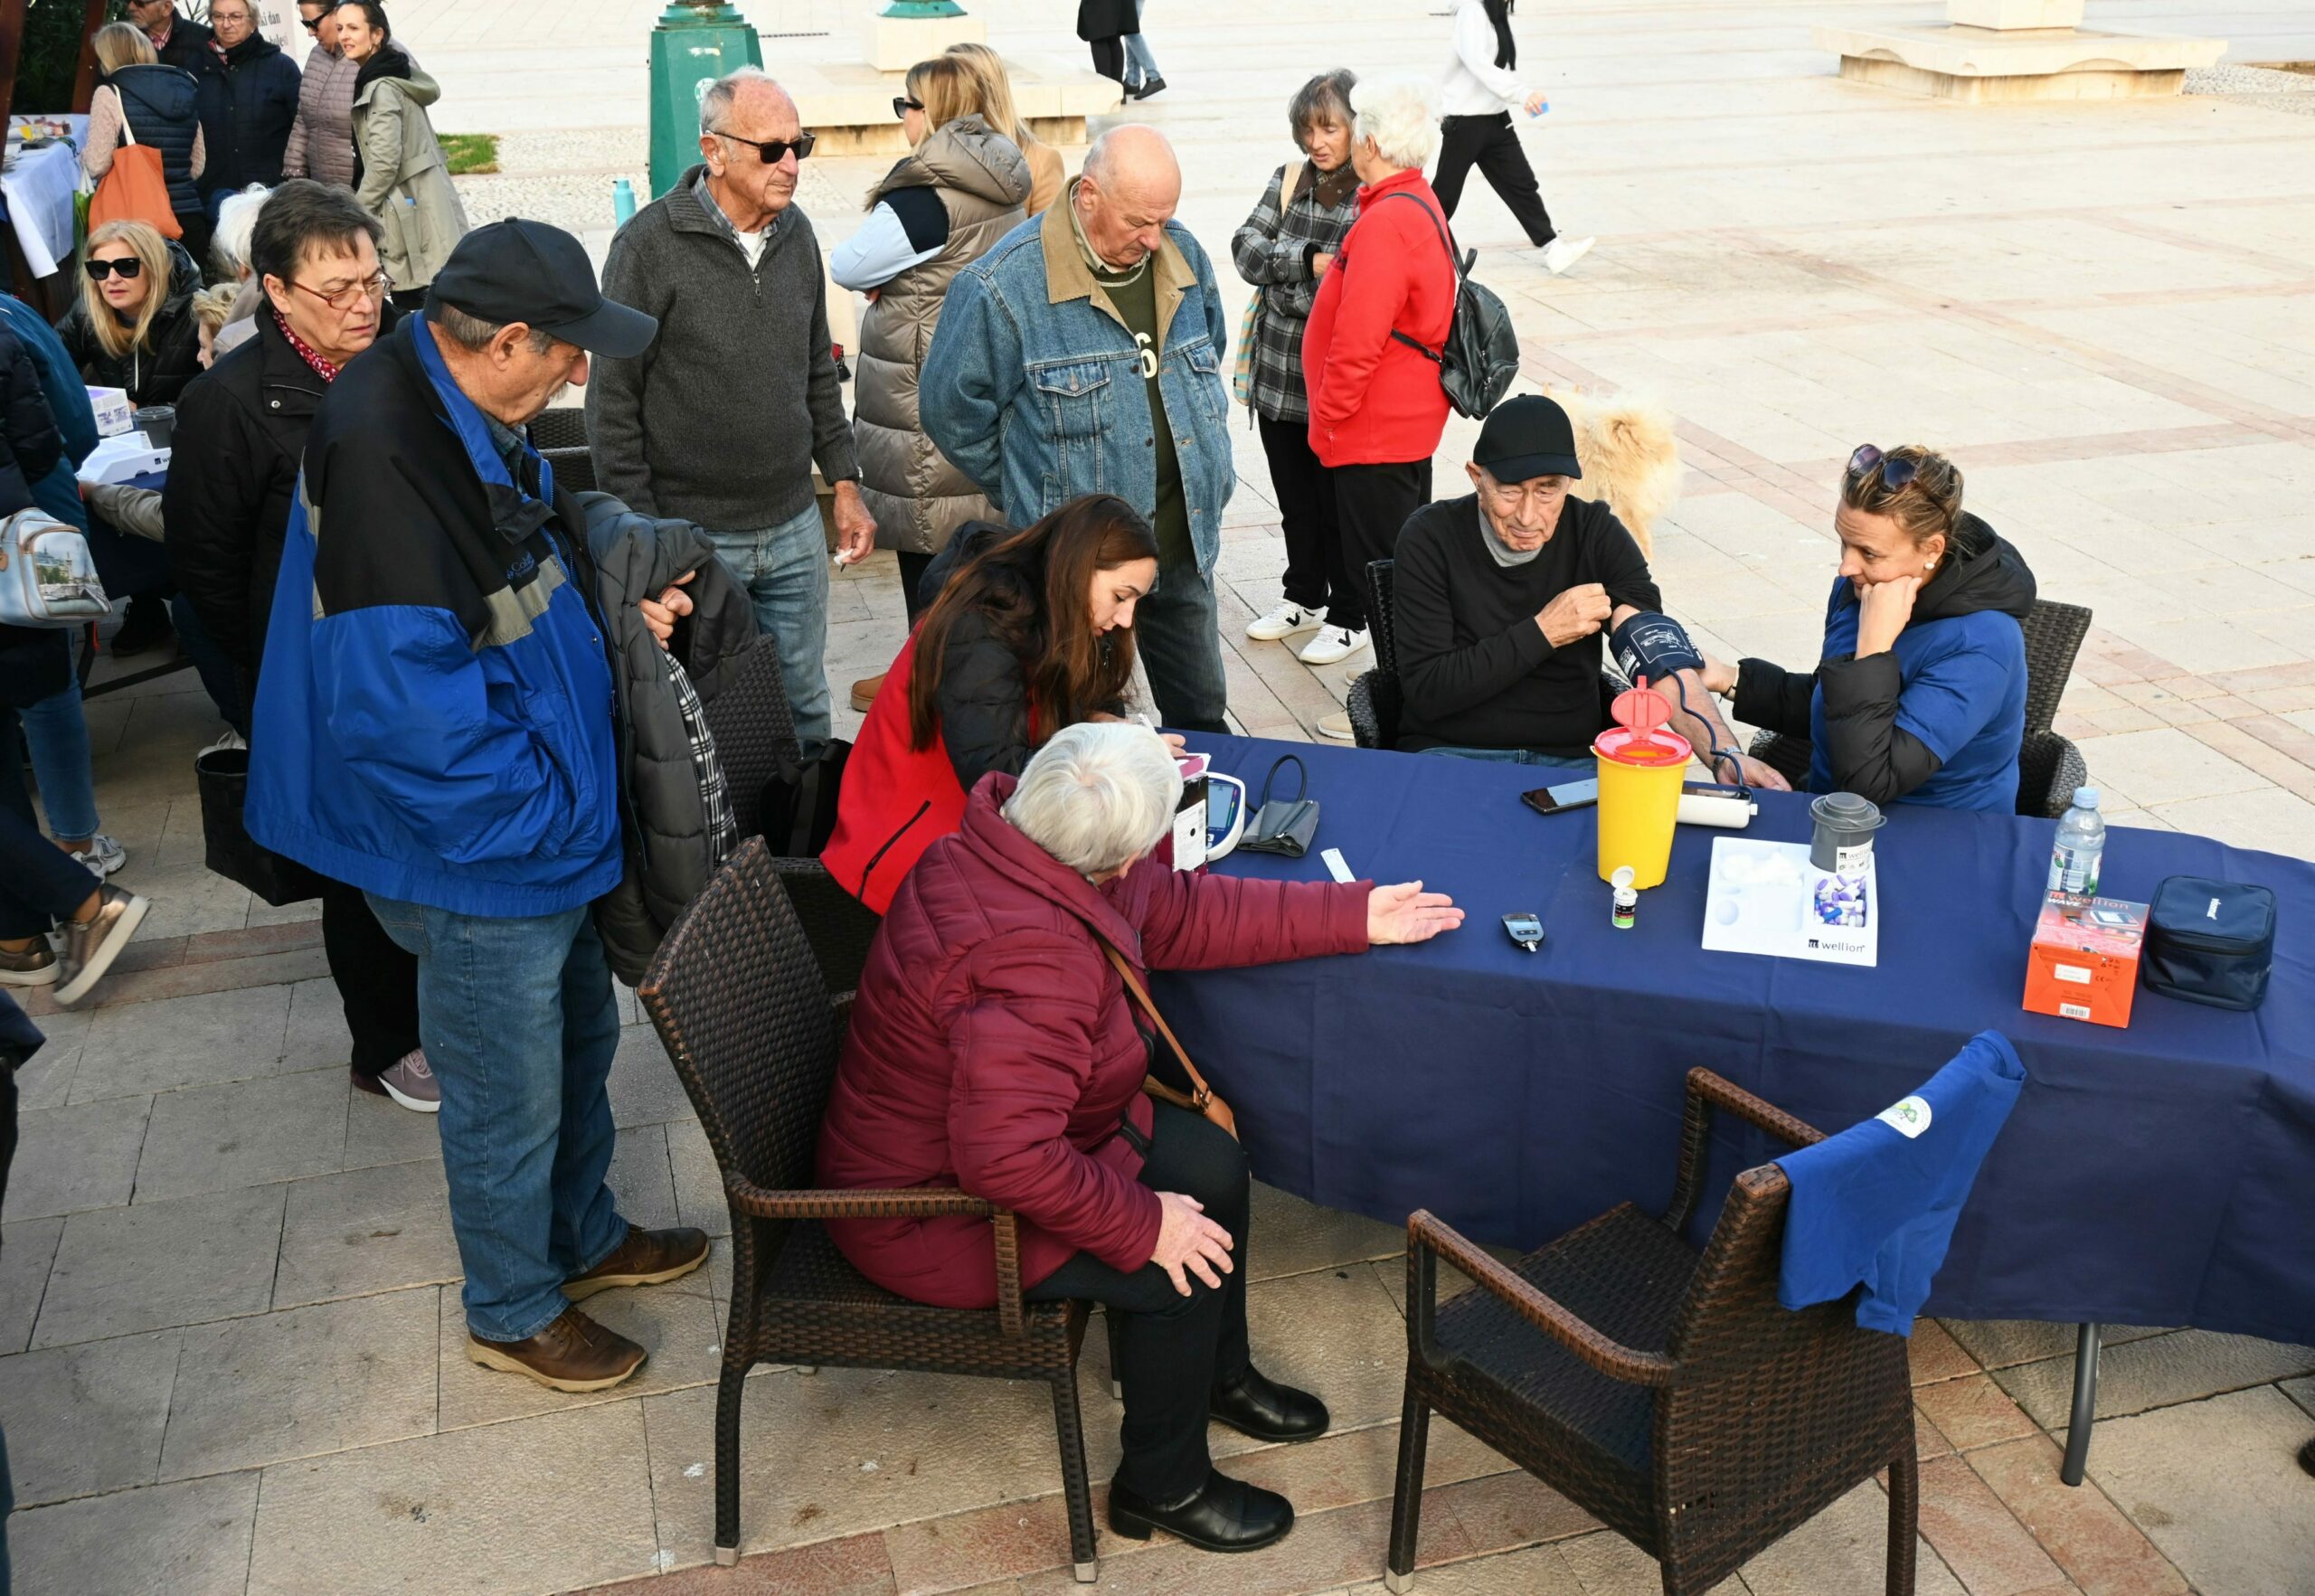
top-left (468, 1308), bottom-right (647, 1392)
top-left (564, 1225), bottom-right (711, 1301)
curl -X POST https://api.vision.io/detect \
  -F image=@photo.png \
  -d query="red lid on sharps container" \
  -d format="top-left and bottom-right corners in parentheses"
top-left (1594, 679), bottom-right (1691, 767)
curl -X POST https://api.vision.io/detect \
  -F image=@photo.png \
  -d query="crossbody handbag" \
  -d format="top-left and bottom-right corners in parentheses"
top-left (1099, 939), bottom-right (1238, 1140)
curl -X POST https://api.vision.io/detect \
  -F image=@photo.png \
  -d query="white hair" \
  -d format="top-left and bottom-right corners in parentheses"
top-left (1002, 722), bottom-right (1184, 881)
top-left (1352, 78), bottom-right (1441, 172)
top-left (212, 184), bottom-right (270, 280)
top-left (699, 66), bottom-right (783, 137)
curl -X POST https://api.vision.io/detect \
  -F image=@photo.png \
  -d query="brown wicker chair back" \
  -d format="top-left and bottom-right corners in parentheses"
top-left (701, 638), bottom-right (798, 843)
top-left (643, 836), bottom-right (835, 1200)
top-left (1656, 1164), bottom-right (1913, 1587)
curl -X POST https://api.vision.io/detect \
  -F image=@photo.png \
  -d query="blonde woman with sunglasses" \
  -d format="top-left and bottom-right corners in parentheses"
top-left (57, 219), bottom-right (205, 408)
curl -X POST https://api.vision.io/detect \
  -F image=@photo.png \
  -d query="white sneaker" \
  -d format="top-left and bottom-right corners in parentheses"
top-left (1541, 236), bottom-right (1596, 276)
top-left (1316, 711), bottom-right (1356, 742)
top-left (1245, 600), bottom-right (1324, 642)
top-left (199, 728), bottom-right (248, 758)
top-left (73, 834), bottom-right (127, 879)
top-left (1298, 625), bottom-right (1370, 666)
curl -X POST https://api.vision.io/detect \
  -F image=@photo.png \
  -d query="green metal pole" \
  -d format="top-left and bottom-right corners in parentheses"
top-left (647, 2), bottom-right (765, 201)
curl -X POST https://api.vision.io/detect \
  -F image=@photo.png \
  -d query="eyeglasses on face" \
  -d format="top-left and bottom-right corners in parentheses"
top-left (85, 257), bottom-right (143, 281)
top-left (893, 97), bottom-right (924, 120)
top-left (299, 11), bottom-right (326, 29)
top-left (715, 129), bottom-right (816, 165)
top-left (290, 270), bottom-right (393, 311)
top-left (1846, 443), bottom-right (1920, 494)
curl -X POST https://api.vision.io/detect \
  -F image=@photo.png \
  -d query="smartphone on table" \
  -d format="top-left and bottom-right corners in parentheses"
top-left (1521, 778), bottom-right (1599, 817)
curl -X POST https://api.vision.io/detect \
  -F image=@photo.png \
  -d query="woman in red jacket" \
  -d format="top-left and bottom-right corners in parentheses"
top-left (1299, 78), bottom-right (1458, 682)
top-left (822, 495), bottom-right (1173, 912)
top-left (817, 723), bottom-right (1463, 1554)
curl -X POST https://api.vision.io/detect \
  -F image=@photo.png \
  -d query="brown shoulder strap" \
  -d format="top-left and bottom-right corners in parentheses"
top-left (1098, 938), bottom-right (1215, 1103)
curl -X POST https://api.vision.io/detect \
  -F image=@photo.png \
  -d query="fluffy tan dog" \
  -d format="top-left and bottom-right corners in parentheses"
top-left (1542, 388), bottom-right (1681, 560)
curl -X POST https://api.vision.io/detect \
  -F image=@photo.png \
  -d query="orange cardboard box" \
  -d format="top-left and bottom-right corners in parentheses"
top-left (2023, 892), bottom-right (2149, 1029)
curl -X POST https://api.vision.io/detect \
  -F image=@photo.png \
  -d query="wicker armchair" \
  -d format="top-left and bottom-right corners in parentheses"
top-left (1346, 558), bottom-right (1630, 753)
top-left (1746, 598), bottom-right (2092, 819)
top-left (638, 839), bottom-right (1101, 1579)
top-left (1385, 1069), bottom-right (1916, 1596)
top-left (528, 405), bottom-right (599, 494)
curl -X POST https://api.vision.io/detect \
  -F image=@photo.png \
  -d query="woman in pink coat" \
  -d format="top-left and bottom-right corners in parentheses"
top-left (817, 723), bottom-right (1462, 1555)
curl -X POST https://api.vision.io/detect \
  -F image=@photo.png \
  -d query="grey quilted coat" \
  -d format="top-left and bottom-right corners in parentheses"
top-left (852, 117), bottom-right (1030, 556)
top-left (580, 492), bottom-right (764, 985)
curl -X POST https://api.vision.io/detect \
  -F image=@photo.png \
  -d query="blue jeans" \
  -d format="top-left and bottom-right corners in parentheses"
top-left (1136, 558), bottom-right (1230, 734)
top-left (6, 677), bottom-right (98, 842)
top-left (705, 503), bottom-right (830, 757)
top-left (1123, 0), bottom-right (1161, 84)
top-left (364, 895), bottom-right (628, 1343)
top-left (1423, 745), bottom-right (1592, 768)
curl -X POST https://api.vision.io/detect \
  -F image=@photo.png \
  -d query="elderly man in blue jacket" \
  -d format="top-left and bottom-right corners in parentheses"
top-left (921, 123), bottom-right (1234, 733)
top-left (248, 220), bottom-right (709, 1395)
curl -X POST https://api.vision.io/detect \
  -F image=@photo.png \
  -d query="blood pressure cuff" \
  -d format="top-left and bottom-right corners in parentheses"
top-left (1610, 611), bottom-right (1703, 686)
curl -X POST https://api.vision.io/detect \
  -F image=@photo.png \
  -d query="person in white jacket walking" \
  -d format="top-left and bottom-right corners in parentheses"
top-left (1436, 0), bottom-right (1592, 274)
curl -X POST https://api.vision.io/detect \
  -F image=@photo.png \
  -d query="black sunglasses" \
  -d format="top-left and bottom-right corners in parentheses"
top-left (299, 12), bottom-right (324, 28)
top-left (1846, 443), bottom-right (1919, 494)
top-left (84, 257), bottom-right (144, 281)
top-left (716, 129), bottom-right (816, 165)
top-left (893, 96), bottom-right (924, 120)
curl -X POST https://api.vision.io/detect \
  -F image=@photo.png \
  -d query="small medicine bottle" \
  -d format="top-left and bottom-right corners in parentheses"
top-left (1611, 865), bottom-right (1638, 930)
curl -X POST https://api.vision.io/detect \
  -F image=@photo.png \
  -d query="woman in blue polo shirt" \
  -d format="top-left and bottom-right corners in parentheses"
top-left (1702, 444), bottom-right (2036, 812)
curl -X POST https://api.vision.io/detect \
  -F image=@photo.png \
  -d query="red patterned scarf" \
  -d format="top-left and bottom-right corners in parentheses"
top-left (273, 310), bottom-right (342, 382)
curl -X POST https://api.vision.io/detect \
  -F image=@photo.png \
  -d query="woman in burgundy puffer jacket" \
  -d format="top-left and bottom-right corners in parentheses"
top-left (817, 723), bottom-right (1463, 1555)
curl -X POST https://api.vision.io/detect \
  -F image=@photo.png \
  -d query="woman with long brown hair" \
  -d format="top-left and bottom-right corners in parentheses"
top-left (822, 495), bottom-right (1175, 912)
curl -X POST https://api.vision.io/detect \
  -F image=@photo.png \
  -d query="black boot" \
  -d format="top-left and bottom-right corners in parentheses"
top-left (1209, 1365), bottom-right (1329, 1443)
top-left (110, 593), bottom-right (174, 658)
top-left (1108, 1469), bottom-right (1293, 1554)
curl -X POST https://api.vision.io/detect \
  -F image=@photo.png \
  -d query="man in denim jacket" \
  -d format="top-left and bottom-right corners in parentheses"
top-left (921, 125), bottom-right (1234, 732)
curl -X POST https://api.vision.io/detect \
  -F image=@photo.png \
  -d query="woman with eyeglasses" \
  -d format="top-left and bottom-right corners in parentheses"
top-left (80, 22), bottom-right (211, 262)
top-left (1698, 445), bottom-right (2037, 812)
top-left (333, 1), bottom-right (468, 311)
top-left (57, 220), bottom-right (204, 409)
top-left (162, 180), bottom-right (435, 1111)
top-left (828, 54), bottom-right (1031, 710)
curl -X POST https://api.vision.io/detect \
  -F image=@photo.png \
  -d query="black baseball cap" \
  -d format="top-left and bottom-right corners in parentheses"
top-left (1472, 394), bottom-right (1583, 485)
top-left (425, 218), bottom-right (657, 360)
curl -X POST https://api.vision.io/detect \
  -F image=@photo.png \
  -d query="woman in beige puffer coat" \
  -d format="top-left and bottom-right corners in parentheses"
top-left (335, 3), bottom-right (468, 307)
top-left (832, 58), bottom-right (1031, 701)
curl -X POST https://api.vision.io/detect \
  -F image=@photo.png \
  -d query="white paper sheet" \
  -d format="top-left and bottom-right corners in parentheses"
top-left (1700, 837), bottom-right (1878, 968)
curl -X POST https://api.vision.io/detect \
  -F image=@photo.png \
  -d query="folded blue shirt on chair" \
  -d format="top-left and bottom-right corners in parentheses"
top-left (1776, 1030), bottom-right (2027, 1336)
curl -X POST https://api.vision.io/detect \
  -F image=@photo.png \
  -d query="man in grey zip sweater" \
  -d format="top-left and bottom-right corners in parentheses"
top-left (586, 68), bottom-right (873, 757)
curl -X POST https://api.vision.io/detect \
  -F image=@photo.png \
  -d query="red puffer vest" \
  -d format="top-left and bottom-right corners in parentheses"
top-left (815, 774), bottom-right (1370, 1309)
top-left (819, 631), bottom-right (966, 913)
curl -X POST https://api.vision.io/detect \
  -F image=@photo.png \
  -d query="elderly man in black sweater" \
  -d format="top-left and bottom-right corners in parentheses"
top-left (586, 67), bottom-right (873, 760)
top-left (1392, 396), bottom-right (1787, 789)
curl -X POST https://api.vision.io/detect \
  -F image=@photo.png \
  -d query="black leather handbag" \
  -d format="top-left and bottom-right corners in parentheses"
top-left (1241, 755), bottom-right (1319, 858)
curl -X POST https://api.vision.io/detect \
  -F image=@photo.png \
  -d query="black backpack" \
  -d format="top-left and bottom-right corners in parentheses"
top-left (1379, 193), bottom-right (1521, 420)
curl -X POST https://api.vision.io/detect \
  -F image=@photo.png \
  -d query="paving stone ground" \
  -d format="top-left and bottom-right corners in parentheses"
top-left (10, 0), bottom-right (2315, 1591)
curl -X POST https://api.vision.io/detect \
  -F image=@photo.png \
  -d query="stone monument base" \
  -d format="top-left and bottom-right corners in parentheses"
top-left (789, 50), bottom-right (1120, 156)
top-left (1815, 5), bottom-right (2224, 103)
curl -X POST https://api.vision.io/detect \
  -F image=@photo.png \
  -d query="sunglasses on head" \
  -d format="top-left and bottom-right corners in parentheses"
top-left (84, 257), bottom-right (143, 281)
top-left (1846, 443), bottom-right (1919, 493)
top-left (716, 129), bottom-right (816, 165)
top-left (893, 97), bottom-right (924, 120)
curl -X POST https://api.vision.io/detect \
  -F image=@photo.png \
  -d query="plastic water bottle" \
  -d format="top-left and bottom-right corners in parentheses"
top-left (2047, 787), bottom-right (2105, 896)
top-left (612, 178), bottom-right (637, 229)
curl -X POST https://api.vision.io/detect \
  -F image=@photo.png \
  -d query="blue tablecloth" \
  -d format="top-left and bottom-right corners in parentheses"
top-left (1155, 736), bottom-right (2315, 1342)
